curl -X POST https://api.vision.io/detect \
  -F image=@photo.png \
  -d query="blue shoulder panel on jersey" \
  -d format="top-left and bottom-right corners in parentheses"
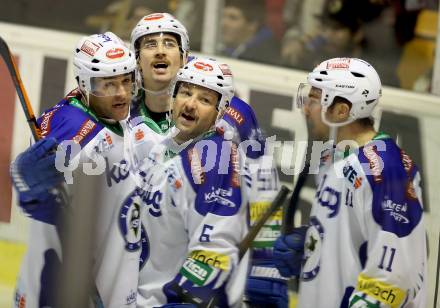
top-left (357, 138), bottom-right (423, 238)
top-left (180, 133), bottom-right (243, 216)
top-left (223, 96), bottom-right (265, 159)
top-left (37, 98), bottom-right (104, 148)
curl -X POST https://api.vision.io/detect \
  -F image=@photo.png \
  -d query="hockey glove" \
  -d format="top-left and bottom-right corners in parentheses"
top-left (273, 226), bottom-right (308, 277)
top-left (10, 137), bottom-right (63, 201)
top-left (245, 277), bottom-right (288, 308)
top-left (349, 294), bottom-right (381, 308)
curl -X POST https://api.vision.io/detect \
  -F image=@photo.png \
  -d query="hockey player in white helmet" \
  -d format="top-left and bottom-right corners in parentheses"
top-left (127, 12), bottom-right (286, 307)
top-left (273, 58), bottom-right (427, 307)
top-left (128, 12), bottom-right (189, 138)
top-left (133, 56), bottom-right (250, 307)
top-left (10, 32), bottom-right (141, 308)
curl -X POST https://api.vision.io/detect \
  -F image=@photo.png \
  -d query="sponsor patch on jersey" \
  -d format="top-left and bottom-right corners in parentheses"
top-left (134, 128), bottom-right (145, 142)
top-left (165, 163), bottom-right (182, 191)
top-left (400, 150), bottom-right (414, 174)
top-left (193, 61), bottom-right (214, 72)
top-left (204, 186), bottom-right (236, 208)
top-left (381, 198), bottom-right (410, 224)
top-left (180, 258), bottom-right (213, 286)
top-left (363, 145), bottom-right (383, 183)
top-left (225, 106), bottom-right (244, 126)
top-left (15, 291), bottom-right (26, 308)
top-left (95, 131), bottom-right (115, 154)
top-left (40, 110), bottom-right (55, 137)
top-left (106, 48), bottom-right (125, 59)
top-left (405, 181), bottom-right (417, 200)
top-left (230, 143), bottom-right (240, 187)
top-left (80, 39), bottom-right (100, 57)
top-left (356, 274), bottom-right (406, 308)
top-left (188, 147), bottom-right (205, 184)
top-left (219, 64), bottom-right (232, 76)
top-left (342, 162), bottom-right (363, 189)
top-left (190, 250), bottom-right (230, 271)
top-left (72, 119), bottom-right (96, 144)
top-left (325, 58), bottom-right (351, 70)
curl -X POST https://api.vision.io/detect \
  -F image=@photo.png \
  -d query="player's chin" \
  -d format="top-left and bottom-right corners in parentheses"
top-left (111, 105), bottom-right (129, 121)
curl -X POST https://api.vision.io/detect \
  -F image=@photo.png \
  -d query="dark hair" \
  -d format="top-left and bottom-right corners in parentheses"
top-left (332, 96), bottom-right (374, 127)
top-left (224, 0), bottom-right (265, 25)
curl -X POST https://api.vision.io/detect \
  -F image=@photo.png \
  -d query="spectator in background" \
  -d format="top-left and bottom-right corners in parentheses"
top-left (219, 0), bottom-right (281, 66)
top-left (281, 0), bottom-right (372, 71)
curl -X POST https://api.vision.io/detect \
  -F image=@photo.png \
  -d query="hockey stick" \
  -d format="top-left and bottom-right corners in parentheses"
top-left (0, 36), bottom-right (97, 307)
top-left (239, 184), bottom-right (290, 259)
top-left (281, 163), bottom-right (309, 235)
top-left (0, 36), bottom-right (41, 141)
top-left (170, 185), bottom-right (291, 308)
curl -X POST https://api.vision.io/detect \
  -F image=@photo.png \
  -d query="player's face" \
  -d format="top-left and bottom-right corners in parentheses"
top-left (138, 33), bottom-right (183, 91)
top-left (303, 87), bottom-right (329, 141)
top-left (172, 82), bottom-right (219, 143)
top-left (89, 73), bottom-right (133, 121)
top-left (221, 6), bottom-right (254, 48)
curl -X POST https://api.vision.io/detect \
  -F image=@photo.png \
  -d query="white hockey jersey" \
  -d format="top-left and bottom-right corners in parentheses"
top-left (15, 91), bottom-right (141, 308)
top-left (217, 97), bottom-right (283, 281)
top-left (135, 132), bottom-right (250, 307)
top-left (298, 136), bottom-right (427, 308)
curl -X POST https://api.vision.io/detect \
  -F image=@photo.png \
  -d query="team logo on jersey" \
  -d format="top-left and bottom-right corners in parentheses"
top-left (119, 191), bottom-right (144, 251)
top-left (106, 48), bottom-right (125, 59)
top-left (194, 61), bottom-right (213, 72)
top-left (302, 216), bottom-right (324, 281)
top-left (80, 39), bottom-right (100, 57)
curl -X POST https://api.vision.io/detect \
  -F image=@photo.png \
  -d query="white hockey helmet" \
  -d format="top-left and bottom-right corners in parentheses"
top-left (171, 57), bottom-right (235, 114)
top-left (298, 57), bottom-right (382, 126)
top-left (130, 13), bottom-right (190, 59)
top-left (73, 32), bottom-right (136, 97)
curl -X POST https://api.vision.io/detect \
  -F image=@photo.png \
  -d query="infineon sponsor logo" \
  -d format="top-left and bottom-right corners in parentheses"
top-left (180, 258), bottom-right (213, 286)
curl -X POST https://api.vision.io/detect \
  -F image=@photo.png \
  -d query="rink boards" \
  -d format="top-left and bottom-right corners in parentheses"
top-left (0, 22), bottom-right (439, 307)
